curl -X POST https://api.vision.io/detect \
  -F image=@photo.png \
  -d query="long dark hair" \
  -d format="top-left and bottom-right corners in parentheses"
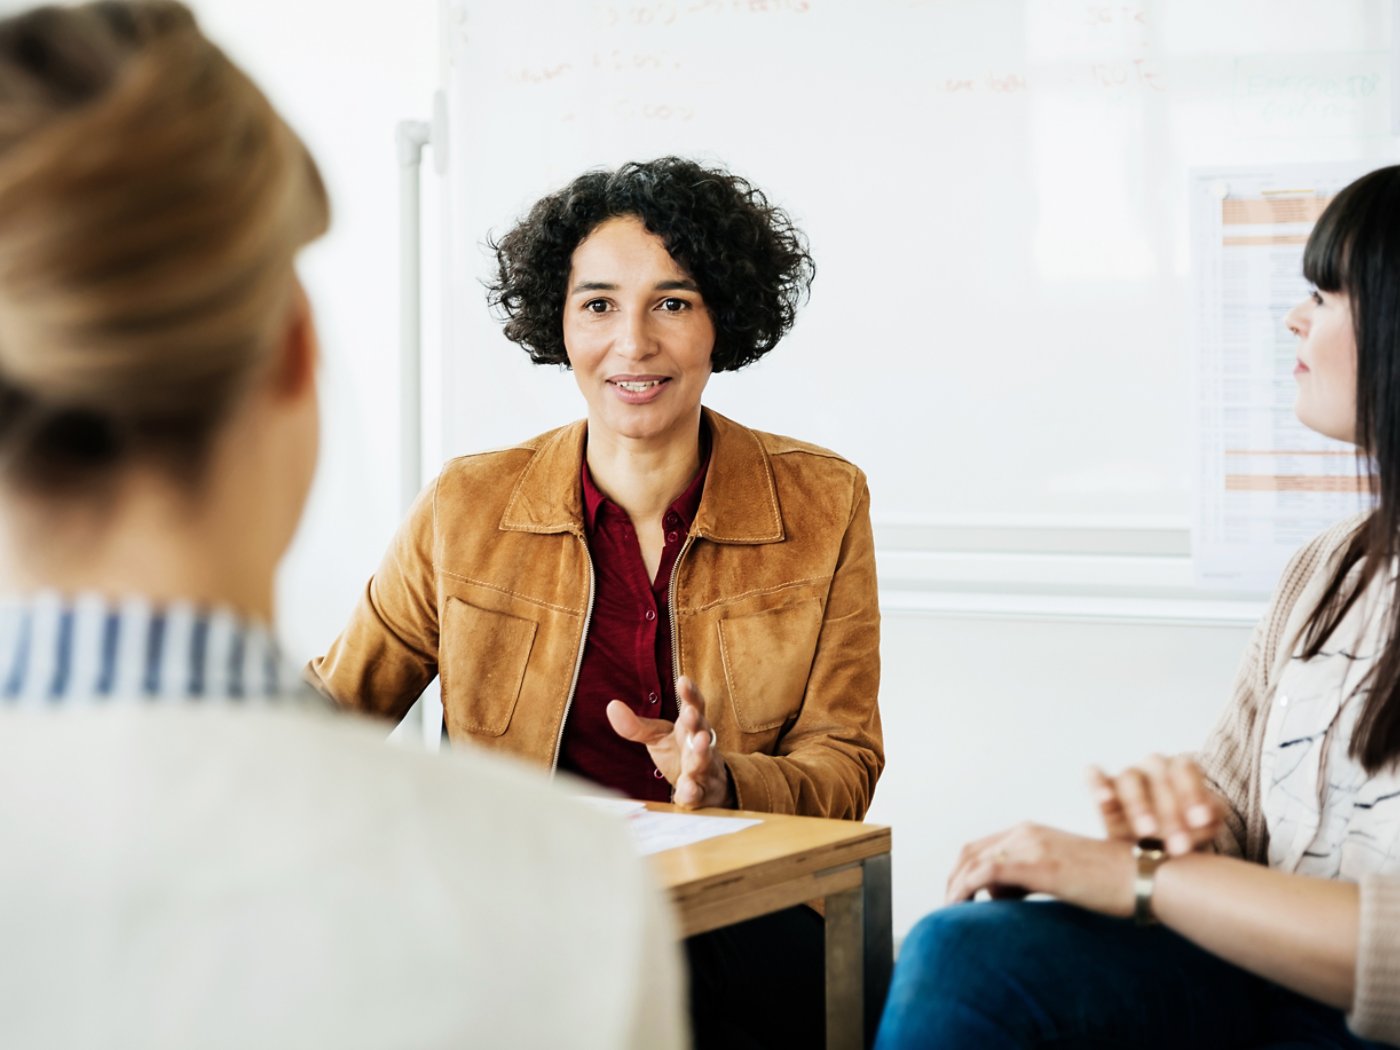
top-left (1296, 165), bottom-right (1400, 773)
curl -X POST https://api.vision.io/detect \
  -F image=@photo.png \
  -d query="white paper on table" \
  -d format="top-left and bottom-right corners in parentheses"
top-left (622, 810), bottom-right (762, 856)
top-left (1191, 163), bottom-right (1377, 592)
top-left (578, 797), bottom-right (761, 855)
top-left (579, 797), bottom-right (647, 818)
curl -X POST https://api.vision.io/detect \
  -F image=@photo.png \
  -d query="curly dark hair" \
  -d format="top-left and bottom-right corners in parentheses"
top-left (486, 156), bottom-right (815, 373)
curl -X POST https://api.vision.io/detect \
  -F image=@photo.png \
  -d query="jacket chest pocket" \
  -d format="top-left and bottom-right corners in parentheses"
top-left (717, 598), bottom-right (823, 732)
top-left (440, 598), bottom-right (538, 737)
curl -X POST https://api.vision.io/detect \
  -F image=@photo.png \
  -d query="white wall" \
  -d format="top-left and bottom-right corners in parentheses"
top-left (185, 0), bottom-right (443, 667)
top-left (867, 609), bottom-right (1252, 938)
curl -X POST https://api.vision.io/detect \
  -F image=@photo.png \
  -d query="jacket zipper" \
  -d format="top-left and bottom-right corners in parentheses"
top-left (667, 534), bottom-right (696, 693)
top-left (550, 538), bottom-right (595, 775)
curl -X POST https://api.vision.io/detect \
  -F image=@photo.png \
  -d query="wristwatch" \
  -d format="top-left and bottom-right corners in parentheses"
top-left (1132, 837), bottom-right (1167, 926)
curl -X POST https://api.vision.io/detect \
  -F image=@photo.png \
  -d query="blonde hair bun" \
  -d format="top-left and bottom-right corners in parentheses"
top-left (0, 0), bottom-right (328, 487)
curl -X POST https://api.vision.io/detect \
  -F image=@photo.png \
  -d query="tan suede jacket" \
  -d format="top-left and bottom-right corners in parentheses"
top-left (309, 408), bottom-right (883, 820)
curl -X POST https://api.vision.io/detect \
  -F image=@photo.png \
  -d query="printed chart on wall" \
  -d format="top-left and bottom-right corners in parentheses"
top-left (1193, 164), bottom-right (1378, 592)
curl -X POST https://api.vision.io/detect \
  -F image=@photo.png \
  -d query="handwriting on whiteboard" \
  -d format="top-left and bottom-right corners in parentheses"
top-left (506, 51), bottom-right (683, 85)
top-left (478, 0), bottom-right (1385, 132)
top-left (1231, 55), bottom-right (1389, 136)
top-left (599, 0), bottom-right (810, 27)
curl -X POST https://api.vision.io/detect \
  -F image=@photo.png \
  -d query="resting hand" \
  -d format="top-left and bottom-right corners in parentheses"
top-left (1087, 754), bottom-right (1224, 856)
top-left (606, 676), bottom-right (733, 809)
top-left (944, 822), bottom-right (1136, 917)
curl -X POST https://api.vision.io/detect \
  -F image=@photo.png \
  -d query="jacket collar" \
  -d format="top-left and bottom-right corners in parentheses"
top-left (499, 407), bottom-right (784, 544)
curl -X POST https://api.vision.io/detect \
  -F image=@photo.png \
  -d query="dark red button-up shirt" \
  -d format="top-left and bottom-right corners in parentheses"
top-left (557, 454), bottom-right (709, 801)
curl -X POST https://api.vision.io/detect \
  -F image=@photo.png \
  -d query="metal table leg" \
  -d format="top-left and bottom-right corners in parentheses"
top-left (861, 853), bottom-right (893, 1045)
top-left (824, 853), bottom-right (893, 1050)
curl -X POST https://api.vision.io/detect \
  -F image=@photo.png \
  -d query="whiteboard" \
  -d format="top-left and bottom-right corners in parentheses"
top-left (437, 0), bottom-right (1396, 531)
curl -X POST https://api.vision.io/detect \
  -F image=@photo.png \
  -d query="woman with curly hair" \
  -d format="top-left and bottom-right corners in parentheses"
top-left (311, 156), bottom-right (883, 1047)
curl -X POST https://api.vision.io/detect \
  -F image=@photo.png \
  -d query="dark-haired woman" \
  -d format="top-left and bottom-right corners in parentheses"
top-left (312, 157), bottom-right (883, 1048)
top-left (875, 166), bottom-right (1400, 1049)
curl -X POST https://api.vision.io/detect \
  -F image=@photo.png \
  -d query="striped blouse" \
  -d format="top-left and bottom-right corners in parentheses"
top-left (1262, 565), bottom-right (1400, 879)
top-left (0, 592), bottom-right (329, 709)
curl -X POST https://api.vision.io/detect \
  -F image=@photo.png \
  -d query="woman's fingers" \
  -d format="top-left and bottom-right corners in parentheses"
top-left (945, 826), bottom-right (1033, 904)
top-left (678, 705), bottom-right (711, 753)
top-left (675, 675), bottom-right (707, 713)
top-left (1140, 753), bottom-right (1188, 854)
top-left (1111, 766), bottom-right (1157, 838)
top-left (948, 825), bottom-right (1137, 917)
top-left (1086, 765), bottom-right (1135, 840)
top-left (1098, 755), bottom-right (1223, 856)
top-left (945, 828), bottom-right (1011, 900)
top-left (609, 677), bottom-right (722, 810)
top-left (604, 699), bottom-right (675, 745)
top-left (945, 849), bottom-right (992, 904)
top-left (675, 678), bottom-right (716, 756)
top-left (673, 693), bottom-right (732, 809)
top-left (675, 720), bottom-right (712, 796)
top-left (608, 701), bottom-right (686, 785)
top-left (672, 770), bottom-right (703, 807)
top-left (1168, 756), bottom-right (1224, 851)
top-left (675, 692), bottom-right (713, 769)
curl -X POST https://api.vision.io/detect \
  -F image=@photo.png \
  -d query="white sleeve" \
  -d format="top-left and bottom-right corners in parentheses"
top-left (619, 875), bottom-right (690, 1050)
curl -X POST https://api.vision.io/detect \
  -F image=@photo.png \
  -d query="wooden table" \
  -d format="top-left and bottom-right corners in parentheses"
top-left (645, 803), bottom-right (892, 1050)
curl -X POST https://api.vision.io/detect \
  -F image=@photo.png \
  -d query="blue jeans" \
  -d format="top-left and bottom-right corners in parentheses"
top-left (875, 900), bottom-right (1392, 1049)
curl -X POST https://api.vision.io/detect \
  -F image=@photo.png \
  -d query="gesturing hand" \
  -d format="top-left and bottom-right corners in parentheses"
top-left (605, 675), bottom-right (734, 809)
top-left (1087, 754), bottom-right (1224, 856)
top-left (944, 822), bottom-right (1136, 918)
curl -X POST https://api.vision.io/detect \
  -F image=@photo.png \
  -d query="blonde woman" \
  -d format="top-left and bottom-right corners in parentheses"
top-left (0, 4), bottom-right (684, 1048)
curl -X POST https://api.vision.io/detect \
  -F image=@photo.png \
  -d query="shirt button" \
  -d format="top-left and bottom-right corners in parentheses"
top-left (1279, 694), bottom-right (1289, 708)
top-left (665, 513), bottom-right (679, 526)
top-left (652, 768), bottom-right (665, 779)
top-left (647, 691), bottom-right (658, 705)
top-left (644, 609), bottom-right (656, 622)
top-left (666, 531), bottom-right (679, 544)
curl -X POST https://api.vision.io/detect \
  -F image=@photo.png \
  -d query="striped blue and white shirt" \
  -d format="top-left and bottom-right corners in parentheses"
top-left (0, 592), bottom-right (329, 709)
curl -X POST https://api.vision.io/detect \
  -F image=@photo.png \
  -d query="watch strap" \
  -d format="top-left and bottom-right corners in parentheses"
top-left (1132, 837), bottom-right (1167, 926)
